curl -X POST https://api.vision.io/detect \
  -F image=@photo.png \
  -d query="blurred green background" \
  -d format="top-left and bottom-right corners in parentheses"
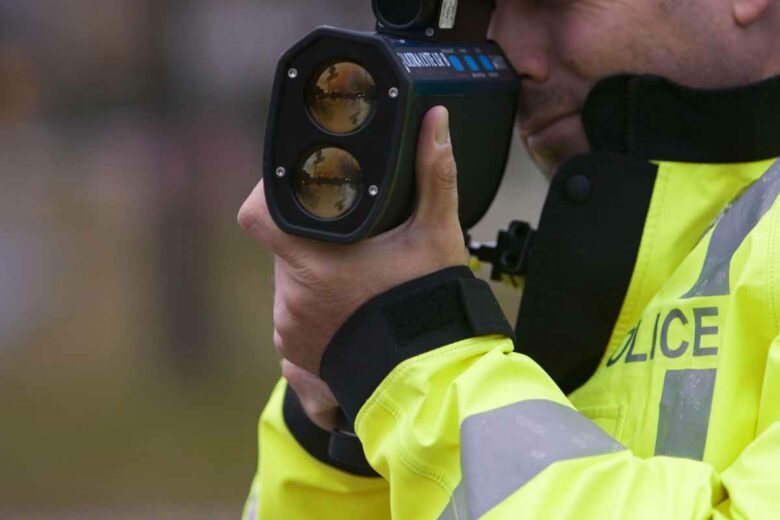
top-left (0, 1), bottom-right (546, 517)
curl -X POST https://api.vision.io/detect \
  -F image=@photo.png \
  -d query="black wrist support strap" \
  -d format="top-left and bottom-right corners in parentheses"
top-left (282, 384), bottom-right (379, 477)
top-left (321, 265), bottom-right (515, 421)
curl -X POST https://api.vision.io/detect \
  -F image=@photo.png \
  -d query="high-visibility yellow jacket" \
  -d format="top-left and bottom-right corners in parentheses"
top-left (245, 75), bottom-right (780, 519)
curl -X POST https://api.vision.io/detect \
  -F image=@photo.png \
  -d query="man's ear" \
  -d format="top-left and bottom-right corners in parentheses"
top-left (733, 0), bottom-right (776, 27)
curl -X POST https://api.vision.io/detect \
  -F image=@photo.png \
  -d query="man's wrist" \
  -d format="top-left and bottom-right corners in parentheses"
top-left (320, 266), bottom-right (515, 420)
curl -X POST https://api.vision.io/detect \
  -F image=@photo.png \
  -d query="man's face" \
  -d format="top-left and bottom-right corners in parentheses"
top-left (490, 0), bottom-right (756, 175)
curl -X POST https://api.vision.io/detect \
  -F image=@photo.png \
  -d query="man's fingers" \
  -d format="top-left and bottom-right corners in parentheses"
top-left (238, 180), bottom-right (278, 244)
top-left (412, 106), bottom-right (460, 227)
top-left (238, 179), bottom-right (300, 257)
top-left (282, 359), bottom-right (339, 431)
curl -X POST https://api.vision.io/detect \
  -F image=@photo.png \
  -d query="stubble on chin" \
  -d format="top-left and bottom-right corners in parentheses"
top-left (520, 114), bottom-right (590, 177)
top-left (516, 85), bottom-right (591, 176)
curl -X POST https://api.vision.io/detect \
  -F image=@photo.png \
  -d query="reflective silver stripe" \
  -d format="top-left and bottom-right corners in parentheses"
top-left (654, 369), bottom-right (717, 460)
top-left (683, 158), bottom-right (780, 298)
top-left (439, 399), bottom-right (625, 519)
top-left (242, 489), bottom-right (258, 520)
top-left (438, 482), bottom-right (469, 520)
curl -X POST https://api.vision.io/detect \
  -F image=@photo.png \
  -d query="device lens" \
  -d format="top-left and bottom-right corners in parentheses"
top-left (306, 62), bottom-right (377, 134)
top-left (375, 0), bottom-right (422, 26)
top-left (294, 147), bottom-right (363, 219)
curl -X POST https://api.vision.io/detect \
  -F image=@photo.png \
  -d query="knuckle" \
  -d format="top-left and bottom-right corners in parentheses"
top-left (280, 360), bottom-right (295, 381)
top-left (273, 329), bottom-right (285, 357)
top-left (275, 311), bottom-right (294, 339)
top-left (277, 284), bottom-right (309, 321)
top-left (273, 309), bottom-right (296, 357)
top-left (272, 296), bottom-right (288, 325)
top-left (237, 202), bottom-right (264, 234)
top-left (283, 368), bottom-right (307, 397)
top-left (300, 395), bottom-right (325, 415)
top-left (283, 296), bottom-right (307, 322)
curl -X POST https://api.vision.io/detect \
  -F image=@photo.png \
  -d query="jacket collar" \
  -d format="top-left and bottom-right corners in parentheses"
top-left (582, 74), bottom-right (780, 163)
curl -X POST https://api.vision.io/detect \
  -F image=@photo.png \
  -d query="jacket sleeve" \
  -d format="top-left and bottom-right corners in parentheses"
top-left (319, 267), bottom-right (780, 519)
top-left (242, 379), bottom-right (390, 520)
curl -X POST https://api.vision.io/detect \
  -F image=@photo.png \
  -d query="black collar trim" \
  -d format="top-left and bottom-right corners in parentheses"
top-left (583, 74), bottom-right (780, 163)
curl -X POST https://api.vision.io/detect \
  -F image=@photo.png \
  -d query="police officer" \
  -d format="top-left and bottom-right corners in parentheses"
top-left (238, 0), bottom-right (780, 517)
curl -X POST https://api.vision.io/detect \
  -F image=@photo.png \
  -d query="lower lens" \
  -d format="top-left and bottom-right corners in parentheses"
top-left (294, 147), bottom-right (363, 219)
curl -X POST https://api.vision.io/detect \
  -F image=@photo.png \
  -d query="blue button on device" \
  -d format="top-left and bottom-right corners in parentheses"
top-left (448, 55), bottom-right (465, 71)
top-left (463, 55), bottom-right (480, 71)
top-left (478, 55), bottom-right (495, 71)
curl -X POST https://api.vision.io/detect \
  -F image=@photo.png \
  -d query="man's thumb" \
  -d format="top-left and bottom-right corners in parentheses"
top-left (413, 106), bottom-right (459, 226)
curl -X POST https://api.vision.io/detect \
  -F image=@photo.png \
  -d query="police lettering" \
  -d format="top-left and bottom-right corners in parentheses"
top-left (607, 306), bottom-right (719, 366)
top-left (660, 309), bottom-right (689, 358)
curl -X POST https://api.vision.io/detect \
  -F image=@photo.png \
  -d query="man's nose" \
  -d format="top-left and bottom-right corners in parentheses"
top-left (488, 3), bottom-right (551, 84)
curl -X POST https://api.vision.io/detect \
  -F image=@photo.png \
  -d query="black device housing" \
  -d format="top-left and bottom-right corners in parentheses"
top-left (372, 0), bottom-right (495, 41)
top-left (264, 27), bottom-right (519, 243)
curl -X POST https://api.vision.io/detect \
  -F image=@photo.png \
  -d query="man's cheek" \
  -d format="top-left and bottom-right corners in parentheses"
top-left (555, 13), bottom-right (634, 79)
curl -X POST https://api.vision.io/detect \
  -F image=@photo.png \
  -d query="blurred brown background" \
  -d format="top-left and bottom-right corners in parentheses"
top-left (0, 1), bottom-right (547, 518)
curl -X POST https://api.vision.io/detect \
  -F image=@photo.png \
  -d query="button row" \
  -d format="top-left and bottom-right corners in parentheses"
top-left (447, 54), bottom-right (496, 73)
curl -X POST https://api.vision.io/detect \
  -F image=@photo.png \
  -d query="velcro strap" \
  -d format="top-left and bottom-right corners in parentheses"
top-left (328, 427), bottom-right (375, 473)
top-left (321, 266), bottom-right (514, 420)
top-left (282, 385), bottom-right (379, 477)
top-left (459, 278), bottom-right (514, 336)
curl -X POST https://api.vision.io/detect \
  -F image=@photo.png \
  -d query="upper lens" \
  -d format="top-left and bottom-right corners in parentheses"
top-left (294, 147), bottom-right (363, 220)
top-left (305, 62), bottom-right (377, 135)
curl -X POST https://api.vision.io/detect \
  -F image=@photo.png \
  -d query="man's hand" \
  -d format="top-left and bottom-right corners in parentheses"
top-left (282, 360), bottom-right (340, 431)
top-left (238, 106), bottom-right (468, 375)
